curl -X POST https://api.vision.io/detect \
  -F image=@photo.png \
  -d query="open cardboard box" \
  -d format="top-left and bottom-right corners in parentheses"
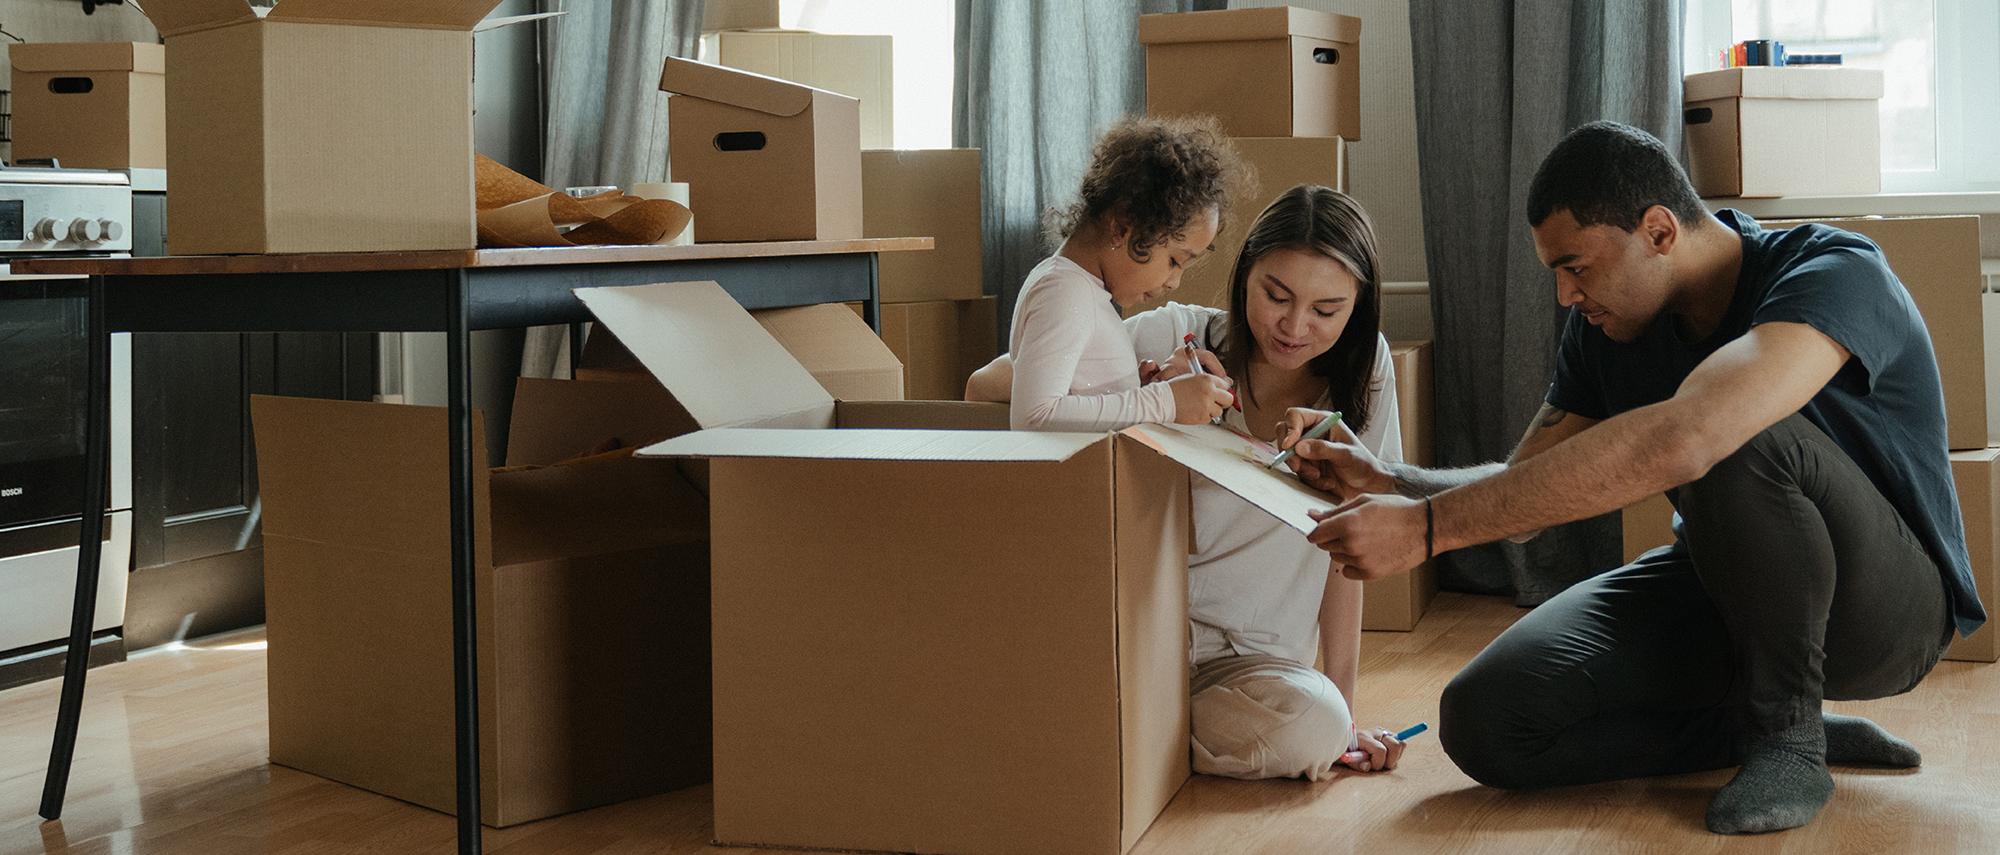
top-left (576, 281), bottom-right (1348, 854)
top-left (253, 379), bottom-right (711, 827)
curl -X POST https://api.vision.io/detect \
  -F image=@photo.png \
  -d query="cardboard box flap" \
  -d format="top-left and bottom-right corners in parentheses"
top-left (661, 56), bottom-right (851, 118)
top-left (1684, 67), bottom-right (1884, 102)
top-left (489, 448), bottom-right (707, 566)
top-left (752, 304), bottom-right (904, 401)
top-left (142, 0), bottom-right (261, 36)
top-left (506, 377), bottom-right (699, 468)
top-left (574, 281), bottom-right (836, 430)
top-left (1139, 6), bottom-right (1361, 45)
top-left (474, 12), bottom-right (564, 32)
top-left (641, 427), bottom-right (1106, 463)
top-left (1124, 422), bottom-right (1336, 535)
top-left (263, 0), bottom-right (507, 30)
top-left (9, 42), bottom-right (163, 74)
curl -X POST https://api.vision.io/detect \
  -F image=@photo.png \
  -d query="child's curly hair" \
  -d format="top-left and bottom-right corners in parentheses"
top-left (1044, 114), bottom-right (1246, 263)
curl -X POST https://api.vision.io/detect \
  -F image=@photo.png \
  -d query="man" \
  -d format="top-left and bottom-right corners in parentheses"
top-left (1285, 121), bottom-right (1984, 834)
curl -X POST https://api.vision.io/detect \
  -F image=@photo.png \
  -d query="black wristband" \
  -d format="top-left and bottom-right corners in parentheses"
top-left (1424, 495), bottom-right (1435, 559)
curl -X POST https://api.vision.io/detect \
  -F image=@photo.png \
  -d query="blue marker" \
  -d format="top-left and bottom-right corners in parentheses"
top-left (1341, 722), bottom-right (1428, 767)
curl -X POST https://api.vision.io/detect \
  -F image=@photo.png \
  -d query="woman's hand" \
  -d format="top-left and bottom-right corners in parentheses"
top-left (1282, 414), bottom-right (1396, 501)
top-left (1339, 726), bottom-right (1407, 773)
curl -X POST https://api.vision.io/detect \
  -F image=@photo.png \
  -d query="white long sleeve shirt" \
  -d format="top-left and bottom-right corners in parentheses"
top-left (1124, 302), bottom-right (1403, 667)
top-left (1007, 256), bottom-right (1179, 431)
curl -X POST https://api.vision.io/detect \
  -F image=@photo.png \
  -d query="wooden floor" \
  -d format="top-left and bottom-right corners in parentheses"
top-left (4, 592), bottom-right (1996, 855)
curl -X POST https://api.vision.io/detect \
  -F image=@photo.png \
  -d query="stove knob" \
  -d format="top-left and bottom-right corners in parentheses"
top-left (31, 217), bottom-right (60, 242)
top-left (67, 218), bottom-right (104, 244)
top-left (97, 219), bottom-right (125, 243)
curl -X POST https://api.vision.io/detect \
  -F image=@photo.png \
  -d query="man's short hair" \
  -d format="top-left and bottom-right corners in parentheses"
top-left (1526, 121), bottom-right (1707, 232)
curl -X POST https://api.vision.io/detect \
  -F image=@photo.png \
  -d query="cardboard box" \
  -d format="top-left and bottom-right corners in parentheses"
top-left (878, 297), bottom-right (998, 400)
top-left (701, 30), bottom-right (893, 149)
top-left (1948, 448), bottom-right (1999, 663)
top-left (662, 57), bottom-right (863, 243)
top-left (132, 1), bottom-right (541, 254)
top-left (8, 42), bottom-right (165, 169)
top-left (702, 0), bottom-right (811, 33)
top-left (575, 280), bottom-right (1355, 854)
top-left (1764, 216), bottom-right (1987, 450)
top-left (1363, 341), bottom-right (1437, 631)
top-left (251, 385), bottom-right (712, 827)
top-left (582, 300), bottom-right (904, 404)
top-left (863, 149), bottom-right (985, 303)
top-left (1129, 136), bottom-right (1346, 315)
top-left (1685, 67), bottom-right (1883, 198)
top-left (1621, 492), bottom-right (1678, 564)
top-left (1140, 6), bottom-right (1361, 140)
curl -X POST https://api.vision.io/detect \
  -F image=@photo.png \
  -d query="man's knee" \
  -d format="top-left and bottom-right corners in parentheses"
top-left (1678, 414), bottom-right (1816, 514)
top-left (1440, 664), bottom-right (1542, 790)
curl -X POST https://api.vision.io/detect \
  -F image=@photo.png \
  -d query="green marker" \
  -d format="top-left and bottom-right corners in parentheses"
top-left (1268, 411), bottom-right (1342, 470)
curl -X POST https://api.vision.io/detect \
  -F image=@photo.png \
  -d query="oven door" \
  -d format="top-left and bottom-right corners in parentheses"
top-left (0, 278), bottom-right (94, 537)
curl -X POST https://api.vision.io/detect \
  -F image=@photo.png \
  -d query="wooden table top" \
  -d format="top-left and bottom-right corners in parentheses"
top-left (10, 237), bottom-right (935, 277)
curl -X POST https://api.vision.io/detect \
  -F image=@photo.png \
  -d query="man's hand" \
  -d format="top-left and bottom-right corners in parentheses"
top-left (1307, 494), bottom-right (1428, 580)
top-left (1284, 416), bottom-right (1396, 501)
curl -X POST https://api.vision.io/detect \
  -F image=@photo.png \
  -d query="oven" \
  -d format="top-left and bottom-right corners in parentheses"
top-left (0, 166), bottom-right (134, 665)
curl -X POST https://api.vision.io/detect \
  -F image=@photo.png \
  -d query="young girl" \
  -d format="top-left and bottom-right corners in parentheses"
top-left (1008, 115), bottom-right (1239, 431)
top-left (971, 185), bottom-right (1408, 780)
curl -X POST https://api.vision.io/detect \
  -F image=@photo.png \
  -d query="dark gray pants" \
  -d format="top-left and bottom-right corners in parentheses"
top-left (1440, 414), bottom-right (1955, 789)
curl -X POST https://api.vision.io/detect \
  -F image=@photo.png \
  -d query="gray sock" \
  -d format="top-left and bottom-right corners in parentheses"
top-left (1707, 719), bottom-right (1834, 835)
top-left (1824, 713), bottom-right (1921, 768)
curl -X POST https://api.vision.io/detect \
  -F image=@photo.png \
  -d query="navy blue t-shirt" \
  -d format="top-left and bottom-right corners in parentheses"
top-left (1548, 210), bottom-right (1986, 638)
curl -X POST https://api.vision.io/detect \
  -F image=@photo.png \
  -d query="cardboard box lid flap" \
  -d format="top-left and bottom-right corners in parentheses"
top-left (1684, 67), bottom-right (1885, 102)
top-left (1124, 423), bottom-right (1336, 535)
top-left (506, 376), bottom-right (698, 468)
top-left (574, 281), bottom-right (837, 429)
top-left (1139, 6), bottom-right (1361, 45)
top-left (143, 0), bottom-right (261, 36)
top-left (751, 304), bottom-right (904, 389)
top-left (660, 56), bottom-right (852, 117)
top-left (262, 0), bottom-right (506, 30)
top-left (641, 427), bottom-right (1106, 463)
top-left (489, 449), bottom-right (708, 565)
top-left (474, 11), bottom-right (564, 32)
top-left (9, 42), bottom-right (163, 74)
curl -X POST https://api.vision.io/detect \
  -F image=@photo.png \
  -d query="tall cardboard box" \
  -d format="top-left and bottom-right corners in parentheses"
top-left (662, 57), bottom-right (863, 243)
top-left (252, 385), bottom-right (712, 827)
top-left (578, 280), bottom-right (1357, 855)
top-left (863, 149), bottom-right (985, 304)
top-left (701, 30), bottom-right (894, 149)
top-left (702, 0), bottom-right (812, 32)
top-left (1948, 449), bottom-right (1999, 663)
top-left (8, 42), bottom-right (165, 170)
top-left (1130, 136), bottom-right (1346, 315)
top-left (1764, 216), bottom-right (1987, 450)
top-left (878, 296), bottom-right (998, 400)
top-left (134, 1), bottom-right (539, 254)
top-left (1685, 67), bottom-right (1883, 198)
top-left (1363, 341), bottom-right (1437, 631)
top-left (1140, 6), bottom-right (1361, 140)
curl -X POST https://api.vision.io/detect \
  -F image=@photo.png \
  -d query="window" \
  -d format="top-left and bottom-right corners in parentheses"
top-left (781, 1), bottom-right (957, 150)
top-left (1685, 0), bottom-right (2000, 192)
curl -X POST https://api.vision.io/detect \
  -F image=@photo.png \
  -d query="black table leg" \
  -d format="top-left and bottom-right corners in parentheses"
top-left (568, 321), bottom-right (586, 379)
top-left (863, 252), bottom-right (881, 333)
top-left (446, 269), bottom-right (484, 853)
top-left (40, 275), bottom-right (111, 821)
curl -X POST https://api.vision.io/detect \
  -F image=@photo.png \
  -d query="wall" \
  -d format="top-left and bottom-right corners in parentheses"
top-left (1226, 0), bottom-right (1432, 342)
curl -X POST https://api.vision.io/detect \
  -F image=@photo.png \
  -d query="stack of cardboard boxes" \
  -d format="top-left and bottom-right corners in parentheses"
top-left (1134, 7), bottom-right (1436, 631)
top-left (699, 0), bottom-right (894, 149)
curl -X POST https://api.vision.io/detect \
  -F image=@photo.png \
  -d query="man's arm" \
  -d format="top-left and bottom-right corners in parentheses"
top-left (1431, 321), bottom-right (1849, 552)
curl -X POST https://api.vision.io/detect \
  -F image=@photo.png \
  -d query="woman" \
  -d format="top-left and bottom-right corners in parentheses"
top-left (967, 185), bottom-right (1409, 780)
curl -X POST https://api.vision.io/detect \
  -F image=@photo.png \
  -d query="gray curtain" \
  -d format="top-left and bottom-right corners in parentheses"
top-left (1408, 1), bottom-right (1684, 603)
top-left (522, 0), bottom-right (704, 379)
top-left (953, 0), bottom-right (1221, 345)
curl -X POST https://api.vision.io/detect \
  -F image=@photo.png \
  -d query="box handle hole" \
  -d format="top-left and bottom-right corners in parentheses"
top-left (714, 132), bottom-right (768, 152)
top-left (1312, 47), bottom-right (1339, 64)
top-left (1684, 107), bottom-right (1714, 125)
top-left (49, 77), bottom-right (95, 95)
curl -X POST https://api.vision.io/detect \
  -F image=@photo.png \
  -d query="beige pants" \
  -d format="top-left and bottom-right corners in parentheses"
top-left (1190, 654), bottom-right (1352, 782)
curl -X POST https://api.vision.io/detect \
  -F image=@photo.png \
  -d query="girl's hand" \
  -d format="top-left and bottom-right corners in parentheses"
top-left (1170, 374), bottom-right (1234, 424)
top-left (1139, 359), bottom-right (1165, 384)
top-left (1339, 726), bottom-right (1407, 773)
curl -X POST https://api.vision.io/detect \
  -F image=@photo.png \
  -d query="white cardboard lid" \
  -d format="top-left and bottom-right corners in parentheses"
top-left (574, 281), bottom-right (836, 430)
top-left (1122, 422), bottom-right (1337, 536)
top-left (642, 428), bottom-right (1107, 463)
